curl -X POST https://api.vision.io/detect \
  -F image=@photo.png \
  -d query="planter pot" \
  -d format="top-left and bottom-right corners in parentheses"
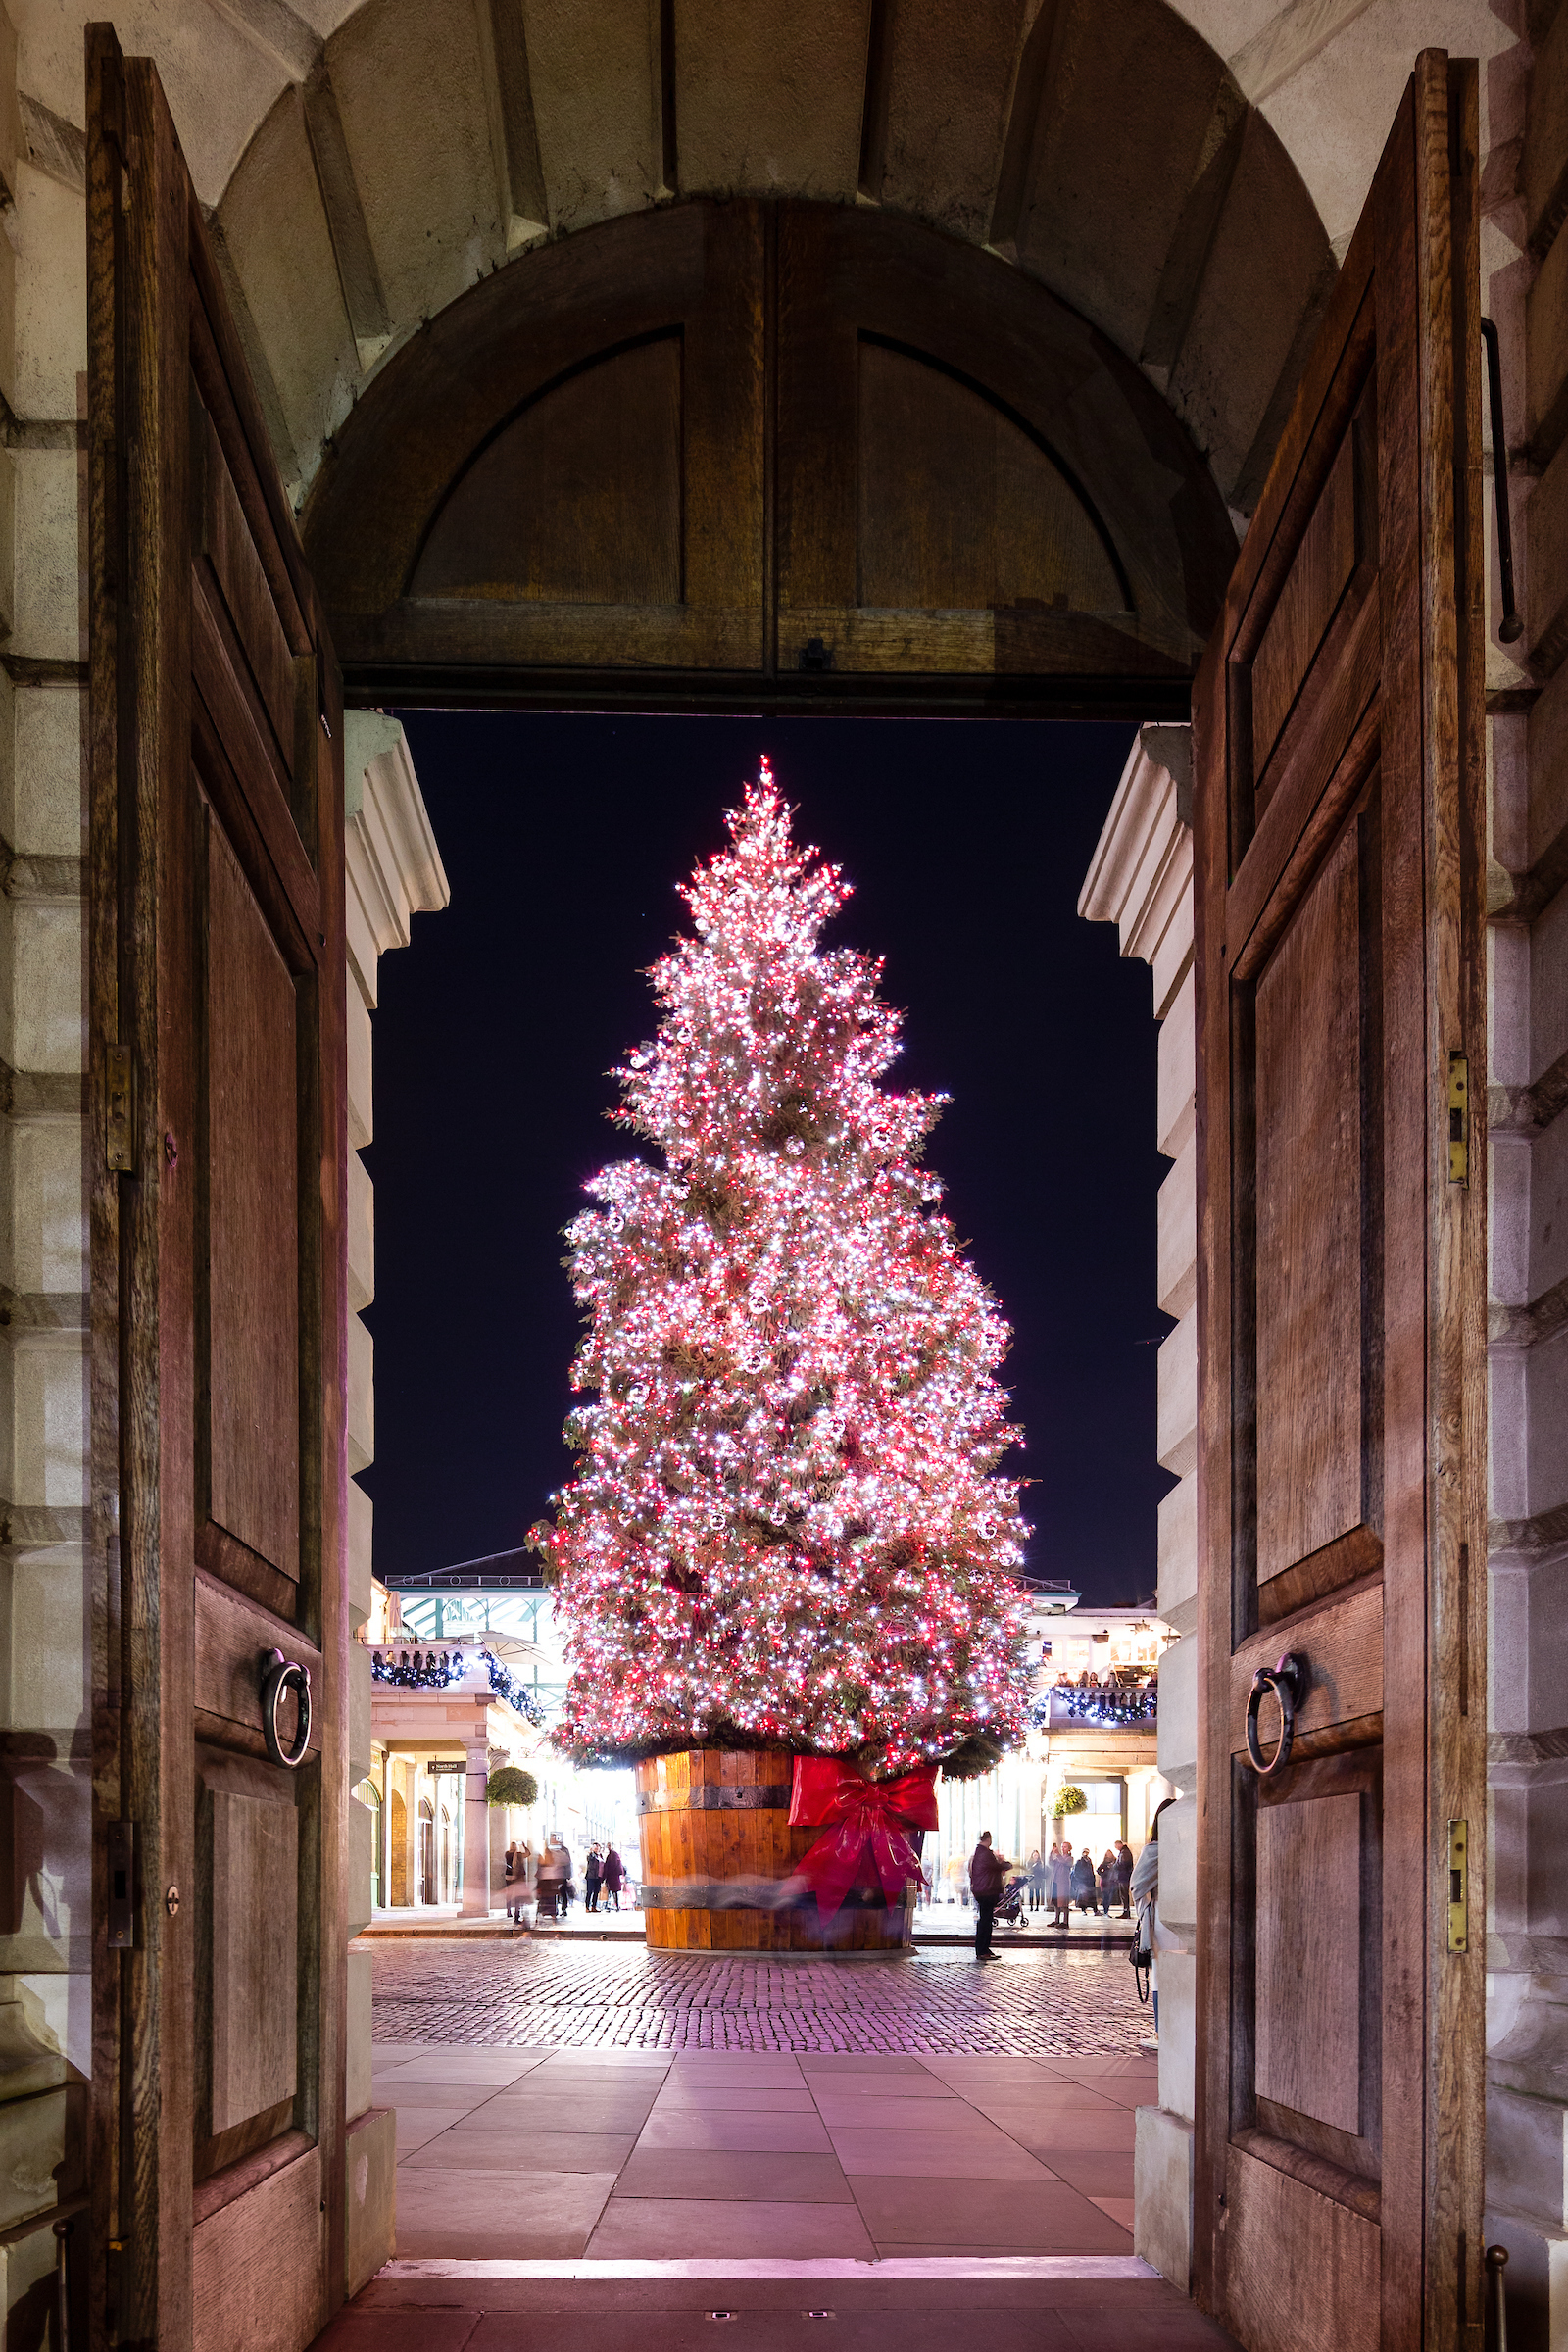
top-left (634, 1747), bottom-right (914, 1953)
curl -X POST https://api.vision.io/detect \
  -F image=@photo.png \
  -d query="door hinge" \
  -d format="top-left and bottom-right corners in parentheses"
top-left (106, 1045), bottom-right (134, 1174)
top-left (1448, 1053), bottom-right (1469, 1185)
top-left (1447, 1818), bottom-right (1469, 1952)
top-left (107, 1821), bottom-right (135, 1949)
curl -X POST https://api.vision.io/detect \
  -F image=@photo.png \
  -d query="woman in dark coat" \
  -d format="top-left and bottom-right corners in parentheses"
top-left (602, 1846), bottom-right (625, 1909)
top-left (1071, 1848), bottom-right (1100, 1915)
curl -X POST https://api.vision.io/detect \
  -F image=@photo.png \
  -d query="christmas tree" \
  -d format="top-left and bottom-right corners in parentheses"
top-left (542, 764), bottom-right (1032, 1778)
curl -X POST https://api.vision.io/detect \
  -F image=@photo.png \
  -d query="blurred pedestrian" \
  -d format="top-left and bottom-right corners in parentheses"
top-left (1050, 1840), bottom-right (1074, 1927)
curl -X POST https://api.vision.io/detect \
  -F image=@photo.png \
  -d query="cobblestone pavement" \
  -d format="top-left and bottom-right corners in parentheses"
top-left (369, 1938), bottom-right (1150, 2055)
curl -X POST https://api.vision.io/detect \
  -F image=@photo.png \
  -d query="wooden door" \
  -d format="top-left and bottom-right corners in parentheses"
top-left (302, 200), bottom-right (1235, 716)
top-left (1193, 50), bottom-right (1486, 2352)
top-left (87, 25), bottom-right (349, 2352)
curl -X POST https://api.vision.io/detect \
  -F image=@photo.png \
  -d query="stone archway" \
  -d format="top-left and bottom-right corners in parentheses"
top-left (206, 0), bottom-right (1336, 552)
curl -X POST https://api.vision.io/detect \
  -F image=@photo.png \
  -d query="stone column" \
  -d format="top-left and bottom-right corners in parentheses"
top-left (462, 1740), bottom-right (492, 1916)
top-left (1080, 725), bottom-right (1197, 2294)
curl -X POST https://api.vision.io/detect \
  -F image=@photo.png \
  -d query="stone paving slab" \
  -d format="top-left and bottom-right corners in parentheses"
top-left (371, 1938), bottom-right (1151, 2055)
top-left (311, 1936), bottom-right (1229, 2349)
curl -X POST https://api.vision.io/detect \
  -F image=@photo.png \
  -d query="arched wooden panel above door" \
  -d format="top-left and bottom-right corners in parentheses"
top-left (304, 200), bottom-right (1238, 714)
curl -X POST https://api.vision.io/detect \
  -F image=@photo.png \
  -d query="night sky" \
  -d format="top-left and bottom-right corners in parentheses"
top-left (362, 713), bottom-right (1175, 1608)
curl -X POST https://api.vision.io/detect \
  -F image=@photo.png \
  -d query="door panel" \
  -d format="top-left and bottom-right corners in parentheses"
top-left (774, 204), bottom-right (1207, 687)
top-left (202, 811), bottom-right (301, 1599)
top-left (1194, 49), bottom-right (1486, 2352)
top-left (410, 332), bottom-right (685, 605)
top-left (88, 23), bottom-right (348, 2352)
top-left (854, 339), bottom-right (1126, 615)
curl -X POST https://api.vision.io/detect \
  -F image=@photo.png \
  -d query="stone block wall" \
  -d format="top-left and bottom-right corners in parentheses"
top-left (0, 1), bottom-right (93, 2326)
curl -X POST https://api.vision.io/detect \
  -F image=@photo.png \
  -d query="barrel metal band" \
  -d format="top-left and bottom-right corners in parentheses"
top-left (635, 1785), bottom-right (793, 1815)
top-left (639, 1878), bottom-right (898, 1913)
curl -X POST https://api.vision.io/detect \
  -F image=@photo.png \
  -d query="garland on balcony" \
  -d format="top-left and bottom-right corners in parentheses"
top-left (371, 1648), bottom-right (464, 1690)
top-left (369, 1646), bottom-right (547, 1728)
top-left (481, 1649), bottom-right (548, 1728)
top-left (1030, 1681), bottom-right (1157, 1730)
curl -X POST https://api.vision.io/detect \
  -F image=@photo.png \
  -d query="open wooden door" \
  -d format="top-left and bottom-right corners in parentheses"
top-left (86, 26), bottom-right (349, 2352)
top-left (1193, 49), bottom-right (1486, 2352)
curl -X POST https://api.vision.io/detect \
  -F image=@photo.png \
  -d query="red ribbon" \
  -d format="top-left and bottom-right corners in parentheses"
top-left (787, 1756), bottom-right (939, 1920)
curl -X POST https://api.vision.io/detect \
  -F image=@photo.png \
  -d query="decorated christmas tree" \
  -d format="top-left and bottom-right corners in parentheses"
top-left (541, 764), bottom-right (1032, 1780)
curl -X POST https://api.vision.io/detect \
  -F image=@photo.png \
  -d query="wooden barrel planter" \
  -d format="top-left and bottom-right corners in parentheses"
top-left (634, 1747), bottom-right (915, 1953)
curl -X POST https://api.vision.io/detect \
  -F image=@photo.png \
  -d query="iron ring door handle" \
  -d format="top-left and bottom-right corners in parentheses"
top-left (1245, 1653), bottom-right (1305, 1777)
top-left (261, 1647), bottom-right (312, 1769)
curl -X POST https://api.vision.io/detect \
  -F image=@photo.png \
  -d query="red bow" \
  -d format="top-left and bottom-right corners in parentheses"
top-left (787, 1756), bottom-right (939, 1920)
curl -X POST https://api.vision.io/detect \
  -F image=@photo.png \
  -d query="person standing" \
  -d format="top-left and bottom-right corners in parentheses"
top-left (1026, 1849), bottom-right (1047, 1912)
top-left (969, 1830), bottom-right (1008, 1961)
top-left (1113, 1838), bottom-right (1134, 1918)
top-left (585, 1844), bottom-right (603, 1913)
top-left (1130, 1798), bottom-right (1176, 2036)
top-left (602, 1844), bottom-right (624, 1910)
top-left (1071, 1845), bottom-right (1100, 1917)
top-left (1050, 1840), bottom-right (1073, 1927)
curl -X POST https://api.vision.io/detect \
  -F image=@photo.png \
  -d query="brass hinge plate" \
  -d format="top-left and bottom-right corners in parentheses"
top-left (1447, 1817), bottom-right (1468, 1952)
top-left (1448, 1053), bottom-right (1469, 1185)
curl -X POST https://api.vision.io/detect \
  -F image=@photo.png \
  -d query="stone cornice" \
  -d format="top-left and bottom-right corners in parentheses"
top-left (1078, 723), bottom-right (1194, 1019)
top-left (344, 713), bottom-right (451, 1007)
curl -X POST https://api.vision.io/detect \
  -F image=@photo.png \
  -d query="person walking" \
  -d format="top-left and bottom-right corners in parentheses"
top-left (602, 1844), bottom-right (624, 1911)
top-left (1113, 1838), bottom-right (1134, 1918)
top-left (1049, 1839), bottom-right (1074, 1927)
top-left (969, 1830), bottom-right (1008, 1961)
top-left (1071, 1845), bottom-right (1100, 1917)
top-left (1026, 1849), bottom-right (1048, 1912)
top-left (585, 1844), bottom-right (603, 1913)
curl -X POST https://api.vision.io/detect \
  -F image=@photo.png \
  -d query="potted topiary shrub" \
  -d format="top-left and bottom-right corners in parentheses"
top-left (1052, 1784), bottom-right (1088, 1831)
top-left (485, 1766), bottom-right (539, 1809)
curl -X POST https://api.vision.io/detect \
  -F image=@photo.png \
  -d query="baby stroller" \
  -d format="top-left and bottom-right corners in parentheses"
top-left (994, 1871), bottom-right (1030, 1930)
